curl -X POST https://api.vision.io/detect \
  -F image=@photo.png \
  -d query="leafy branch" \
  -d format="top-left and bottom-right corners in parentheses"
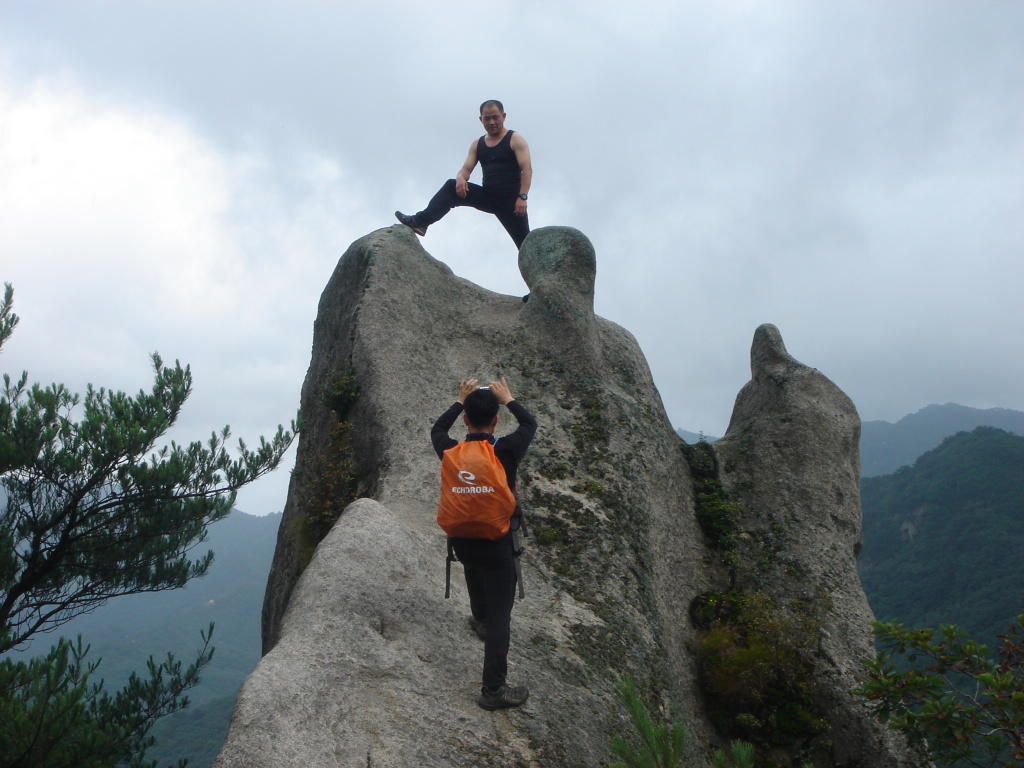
top-left (855, 615), bottom-right (1024, 767)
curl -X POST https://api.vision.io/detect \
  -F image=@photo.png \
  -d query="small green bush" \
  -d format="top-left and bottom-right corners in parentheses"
top-left (609, 677), bottom-right (687, 768)
top-left (575, 480), bottom-right (606, 497)
top-left (712, 740), bottom-right (756, 768)
top-left (534, 525), bottom-right (564, 545)
top-left (696, 592), bottom-right (829, 749)
top-left (680, 441), bottom-right (742, 556)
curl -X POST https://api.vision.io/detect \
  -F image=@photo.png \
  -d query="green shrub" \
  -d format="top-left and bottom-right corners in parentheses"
top-left (689, 590), bottom-right (745, 629)
top-left (575, 479), bottom-right (606, 497)
top-left (855, 614), bottom-right (1024, 767)
top-left (609, 677), bottom-right (687, 768)
top-left (534, 524), bottom-right (564, 545)
top-left (695, 592), bottom-right (829, 749)
top-left (712, 740), bottom-right (756, 768)
top-left (323, 368), bottom-right (360, 421)
top-left (681, 441), bottom-right (742, 556)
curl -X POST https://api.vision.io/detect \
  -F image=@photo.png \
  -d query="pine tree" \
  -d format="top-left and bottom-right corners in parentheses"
top-left (0, 283), bottom-right (297, 766)
top-left (609, 677), bottom-right (687, 768)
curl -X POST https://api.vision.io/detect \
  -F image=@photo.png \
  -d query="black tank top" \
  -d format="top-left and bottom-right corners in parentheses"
top-left (477, 130), bottom-right (520, 192)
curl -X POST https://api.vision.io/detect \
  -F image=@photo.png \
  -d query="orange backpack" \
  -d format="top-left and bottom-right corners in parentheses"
top-left (437, 439), bottom-right (517, 539)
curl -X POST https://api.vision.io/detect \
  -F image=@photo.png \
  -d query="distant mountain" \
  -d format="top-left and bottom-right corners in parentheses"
top-left (675, 428), bottom-right (720, 443)
top-left (858, 426), bottom-right (1024, 648)
top-left (678, 403), bottom-right (1024, 478)
top-left (860, 403), bottom-right (1024, 477)
top-left (7, 510), bottom-right (281, 768)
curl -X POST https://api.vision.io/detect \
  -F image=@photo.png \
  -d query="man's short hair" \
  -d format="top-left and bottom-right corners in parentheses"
top-left (479, 99), bottom-right (504, 115)
top-left (464, 388), bottom-right (500, 429)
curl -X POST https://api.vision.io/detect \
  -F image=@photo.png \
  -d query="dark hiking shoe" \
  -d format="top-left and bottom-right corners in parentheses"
top-left (522, 293), bottom-right (530, 303)
top-left (469, 616), bottom-right (487, 641)
top-left (394, 211), bottom-right (426, 236)
top-left (477, 684), bottom-right (529, 711)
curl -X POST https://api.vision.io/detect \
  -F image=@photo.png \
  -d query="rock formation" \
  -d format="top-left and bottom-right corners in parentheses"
top-left (215, 226), bottom-right (918, 767)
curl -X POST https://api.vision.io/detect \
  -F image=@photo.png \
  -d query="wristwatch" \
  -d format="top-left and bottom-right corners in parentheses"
top-left (519, 193), bottom-right (528, 200)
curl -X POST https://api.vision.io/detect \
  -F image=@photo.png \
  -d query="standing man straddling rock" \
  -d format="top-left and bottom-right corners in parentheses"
top-left (396, 100), bottom-right (532, 248)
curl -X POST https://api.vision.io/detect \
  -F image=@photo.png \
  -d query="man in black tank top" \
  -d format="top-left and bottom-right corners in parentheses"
top-left (395, 100), bottom-right (532, 248)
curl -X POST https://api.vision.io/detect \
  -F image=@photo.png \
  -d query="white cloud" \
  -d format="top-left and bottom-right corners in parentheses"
top-left (0, 71), bottom-right (372, 513)
top-left (1, 1), bottom-right (1022, 509)
top-left (1, 75), bottom-right (235, 364)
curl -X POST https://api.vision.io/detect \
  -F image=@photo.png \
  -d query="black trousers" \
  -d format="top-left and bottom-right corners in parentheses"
top-left (450, 535), bottom-right (517, 691)
top-left (416, 179), bottom-right (530, 248)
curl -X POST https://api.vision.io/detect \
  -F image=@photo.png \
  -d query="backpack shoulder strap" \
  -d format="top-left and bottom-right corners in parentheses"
top-left (445, 538), bottom-right (457, 599)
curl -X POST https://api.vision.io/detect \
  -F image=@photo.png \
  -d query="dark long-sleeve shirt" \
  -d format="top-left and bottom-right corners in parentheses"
top-left (431, 399), bottom-right (537, 491)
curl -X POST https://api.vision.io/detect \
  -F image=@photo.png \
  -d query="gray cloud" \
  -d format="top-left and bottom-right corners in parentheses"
top-left (2, 0), bottom-right (1021, 513)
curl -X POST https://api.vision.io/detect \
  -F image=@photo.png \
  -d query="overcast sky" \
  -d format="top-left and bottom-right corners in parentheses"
top-left (1, 1), bottom-right (1021, 516)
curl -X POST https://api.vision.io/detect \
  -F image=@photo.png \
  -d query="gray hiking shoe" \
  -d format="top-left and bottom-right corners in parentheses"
top-left (394, 210), bottom-right (426, 236)
top-left (469, 616), bottom-right (486, 641)
top-left (477, 683), bottom-right (529, 711)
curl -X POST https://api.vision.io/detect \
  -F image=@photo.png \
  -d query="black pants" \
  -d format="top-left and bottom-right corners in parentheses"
top-left (450, 535), bottom-right (517, 691)
top-left (416, 179), bottom-right (530, 248)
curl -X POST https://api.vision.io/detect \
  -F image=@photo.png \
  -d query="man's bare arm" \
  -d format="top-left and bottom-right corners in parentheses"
top-left (455, 141), bottom-right (479, 198)
top-left (511, 133), bottom-right (532, 216)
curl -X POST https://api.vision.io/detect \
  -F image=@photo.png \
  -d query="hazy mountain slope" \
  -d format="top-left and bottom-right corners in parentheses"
top-left (679, 403), bottom-right (1024, 478)
top-left (860, 403), bottom-right (1024, 477)
top-left (149, 694), bottom-right (239, 768)
top-left (7, 510), bottom-right (281, 768)
top-left (676, 428), bottom-right (720, 443)
top-left (858, 426), bottom-right (1024, 647)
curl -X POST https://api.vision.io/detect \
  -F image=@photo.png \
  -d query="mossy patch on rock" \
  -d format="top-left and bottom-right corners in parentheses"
top-left (295, 368), bottom-right (361, 569)
top-left (682, 440), bottom-right (742, 560)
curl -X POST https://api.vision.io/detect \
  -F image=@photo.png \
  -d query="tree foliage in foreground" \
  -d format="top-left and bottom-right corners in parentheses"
top-left (0, 283), bottom-right (298, 766)
top-left (609, 677), bottom-right (688, 768)
top-left (1, 628), bottom-right (213, 768)
top-left (609, 677), bottom-right (768, 768)
top-left (855, 615), bottom-right (1024, 767)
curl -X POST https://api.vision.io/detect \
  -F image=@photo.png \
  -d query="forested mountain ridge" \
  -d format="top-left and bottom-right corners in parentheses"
top-left (680, 403), bottom-right (1024, 478)
top-left (859, 426), bottom-right (1024, 648)
top-left (860, 403), bottom-right (1024, 477)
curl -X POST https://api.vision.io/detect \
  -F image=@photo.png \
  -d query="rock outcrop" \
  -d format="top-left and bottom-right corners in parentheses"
top-left (712, 325), bottom-right (907, 765)
top-left (215, 226), bottom-right (917, 767)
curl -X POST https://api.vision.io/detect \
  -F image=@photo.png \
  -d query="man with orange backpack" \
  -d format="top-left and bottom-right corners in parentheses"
top-left (431, 376), bottom-right (537, 711)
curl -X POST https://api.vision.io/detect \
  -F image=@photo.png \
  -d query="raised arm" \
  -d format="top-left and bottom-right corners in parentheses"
top-left (488, 376), bottom-right (513, 406)
top-left (511, 133), bottom-right (532, 216)
top-left (490, 377), bottom-right (536, 448)
top-left (458, 377), bottom-right (479, 403)
top-left (455, 141), bottom-right (479, 198)
top-left (431, 378), bottom-right (480, 457)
